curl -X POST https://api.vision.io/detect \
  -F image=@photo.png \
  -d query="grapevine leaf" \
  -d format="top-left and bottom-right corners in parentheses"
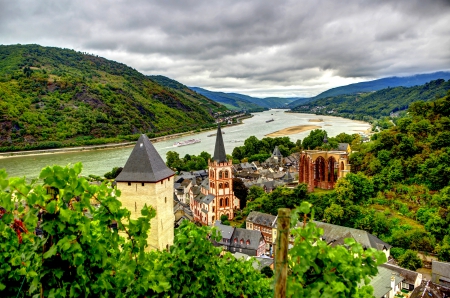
top-left (43, 244), bottom-right (57, 259)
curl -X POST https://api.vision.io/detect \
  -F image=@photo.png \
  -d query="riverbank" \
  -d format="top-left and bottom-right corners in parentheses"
top-left (265, 125), bottom-right (322, 137)
top-left (0, 114), bottom-right (252, 159)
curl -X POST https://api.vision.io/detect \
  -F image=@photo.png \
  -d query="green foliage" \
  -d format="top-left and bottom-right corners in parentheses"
top-left (397, 250), bottom-right (423, 271)
top-left (293, 79), bottom-right (450, 120)
top-left (244, 184), bottom-right (309, 215)
top-left (335, 173), bottom-right (374, 205)
top-left (166, 150), bottom-right (211, 171)
top-left (390, 247), bottom-right (406, 260)
top-left (261, 266), bottom-right (274, 278)
top-left (0, 163), bottom-right (159, 297)
top-left (436, 235), bottom-right (450, 262)
top-left (286, 202), bottom-right (387, 298)
top-left (0, 164), bottom-right (271, 297)
top-left (232, 136), bottom-right (295, 161)
top-left (104, 166), bottom-right (123, 179)
top-left (232, 178), bottom-right (248, 208)
top-left (0, 44), bottom-right (227, 151)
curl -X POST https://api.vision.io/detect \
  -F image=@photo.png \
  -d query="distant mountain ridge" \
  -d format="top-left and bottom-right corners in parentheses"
top-left (288, 71), bottom-right (450, 108)
top-left (189, 86), bottom-right (306, 111)
top-left (292, 79), bottom-right (450, 120)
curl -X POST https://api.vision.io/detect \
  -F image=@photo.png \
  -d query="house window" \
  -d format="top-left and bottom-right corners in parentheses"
top-left (225, 197), bottom-right (229, 206)
top-left (240, 239), bottom-right (244, 244)
top-left (165, 197), bottom-right (167, 203)
top-left (212, 216), bottom-right (215, 222)
top-left (219, 183), bottom-right (223, 189)
top-left (128, 182), bottom-right (131, 186)
top-left (246, 240), bottom-right (250, 245)
top-left (220, 198), bottom-right (223, 207)
top-left (234, 238), bottom-right (238, 243)
top-left (141, 183), bottom-right (144, 186)
top-left (213, 206), bottom-right (215, 212)
top-left (219, 171), bottom-right (223, 179)
top-left (225, 171), bottom-right (229, 178)
top-left (224, 182), bottom-right (229, 188)
top-left (161, 180), bottom-right (163, 184)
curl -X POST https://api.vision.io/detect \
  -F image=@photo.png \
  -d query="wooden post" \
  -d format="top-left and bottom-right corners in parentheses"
top-left (275, 208), bottom-right (290, 298)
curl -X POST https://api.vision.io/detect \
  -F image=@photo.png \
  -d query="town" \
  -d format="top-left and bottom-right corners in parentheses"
top-left (111, 125), bottom-right (450, 298)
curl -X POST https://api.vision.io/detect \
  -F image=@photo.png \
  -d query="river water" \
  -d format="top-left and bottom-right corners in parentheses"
top-left (0, 110), bottom-right (369, 179)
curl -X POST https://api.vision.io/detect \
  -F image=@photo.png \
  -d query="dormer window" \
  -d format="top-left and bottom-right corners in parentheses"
top-left (246, 240), bottom-right (250, 245)
top-left (234, 238), bottom-right (238, 243)
top-left (240, 239), bottom-right (244, 244)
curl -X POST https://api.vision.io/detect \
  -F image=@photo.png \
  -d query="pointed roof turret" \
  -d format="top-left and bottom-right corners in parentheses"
top-left (213, 124), bottom-right (227, 163)
top-left (272, 146), bottom-right (282, 158)
top-left (116, 134), bottom-right (174, 182)
top-left (323, 132), bottom-right (328, 144)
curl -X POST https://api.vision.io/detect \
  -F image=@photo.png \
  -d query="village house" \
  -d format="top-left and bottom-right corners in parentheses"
top-left (432, 260), bottom-right (450, 288)
top-left (246, 211), bottom-right (277, 250)
top-left (214, 221), bottom-right (266, 257)
top-left (245, 211), bottom-right (391, 258)
top-left (379, 263), bottom-right (423, 292)
top-left (313, 221), bottom-right (391, 259)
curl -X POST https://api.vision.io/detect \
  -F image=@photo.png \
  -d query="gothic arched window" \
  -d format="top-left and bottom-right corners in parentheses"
top-left (219, 171), bottom-right (223, 179)
top-left (220, 198), bottom-right (223, 207)
top-left (225, 171), bottom-right (229, 178)
top-left (225, 197), bottom-right (229, 206)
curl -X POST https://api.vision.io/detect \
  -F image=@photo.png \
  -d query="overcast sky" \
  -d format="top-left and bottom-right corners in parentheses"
top-left (1, 0), bottom-right (450, 97)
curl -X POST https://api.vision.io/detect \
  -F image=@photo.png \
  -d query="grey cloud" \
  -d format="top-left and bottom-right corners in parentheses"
top-left (1, 0), bottom-right (449, 97)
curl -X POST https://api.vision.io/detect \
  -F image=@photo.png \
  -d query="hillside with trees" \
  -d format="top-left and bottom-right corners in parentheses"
top-left (189, 87), bottom-right (266, 112)
top-left (288, 71), bottom-right (450, 108)
top-left (291, 79), bottom-right (450, 121)
top-left (0, 44), bottom-right (228, 151)
top-left (189, 87), bottom-right (306, 111)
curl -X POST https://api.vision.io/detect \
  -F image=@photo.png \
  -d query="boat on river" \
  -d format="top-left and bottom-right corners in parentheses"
top-left (173, 139), bottom-right (201, 147)
top-left (266, 119), bottom-right (274, 123)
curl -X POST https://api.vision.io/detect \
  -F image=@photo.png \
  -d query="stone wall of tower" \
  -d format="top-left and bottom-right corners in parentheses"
top-left (208, 159), bottom-right (239, 220)
top-left (116, 176), bottom-right (174, 251)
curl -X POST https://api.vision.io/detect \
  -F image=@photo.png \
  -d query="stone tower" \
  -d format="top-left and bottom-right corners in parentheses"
top-left (208, 125), bottom-right (239, 220)
top-left (115, 134), bottom-right (175, 250)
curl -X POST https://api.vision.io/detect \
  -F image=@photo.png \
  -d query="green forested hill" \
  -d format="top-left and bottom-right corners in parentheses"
top-left (292, 79), bottom-right (450, 121)
top-left (0, 44), bottom-right (227, 150)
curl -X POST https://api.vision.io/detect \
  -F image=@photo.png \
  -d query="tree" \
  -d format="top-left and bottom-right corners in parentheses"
top-left (323, 203), bottom-right (345, 225)
top-left (104, 166), bottom-right (123, 179)
top-left (0, 164), bottom-right (271, 297)
top-left (436, 235), bottom-right (450, 262)
top-left (232, 178), bottom-right (248, 208)
top-left (302, 129), bottom-right (327, 150)
top-left (397, 250), bottom-right (423, 271)
top-left (287, 202), bottom-right (387, 297)
top-left (261, 266), bottom-right (274, 278)
top-left (166, 151), bottom-right (181, 169)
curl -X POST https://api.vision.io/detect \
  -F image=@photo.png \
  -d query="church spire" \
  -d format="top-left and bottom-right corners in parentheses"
top-left (213, 124), bottom-right (227, 163)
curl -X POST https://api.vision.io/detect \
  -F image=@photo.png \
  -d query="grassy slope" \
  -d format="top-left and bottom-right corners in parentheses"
top-left (0, 45), bottom-right (227, 150)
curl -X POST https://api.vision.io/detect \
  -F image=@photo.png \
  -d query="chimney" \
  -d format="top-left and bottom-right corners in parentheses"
top-left (390, 274), bottom-right (395, 293)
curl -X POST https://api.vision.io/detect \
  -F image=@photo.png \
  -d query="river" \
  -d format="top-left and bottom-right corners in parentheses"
top-left (0, 110), bottom-right (370, 179)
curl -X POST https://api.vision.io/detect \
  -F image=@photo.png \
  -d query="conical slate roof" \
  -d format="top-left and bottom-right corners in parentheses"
top-left (115, 134), bottom-right (174, 182)
top-left (272, 146), bottom-right (282, 158)
top-left (213, 125), bottom-right (227, 163)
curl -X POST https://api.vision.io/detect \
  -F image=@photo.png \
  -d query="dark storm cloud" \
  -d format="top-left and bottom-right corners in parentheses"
top-left (1, 0), bottom-right (449, 97)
